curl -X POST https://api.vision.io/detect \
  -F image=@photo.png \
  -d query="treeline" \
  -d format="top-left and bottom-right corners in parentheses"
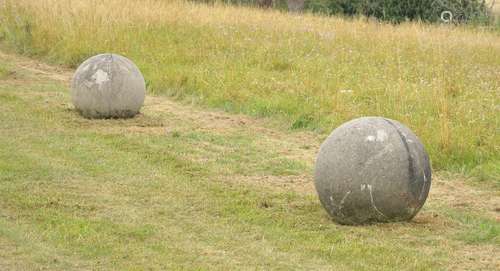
top-left (194, 0), bottom-right (494, 24)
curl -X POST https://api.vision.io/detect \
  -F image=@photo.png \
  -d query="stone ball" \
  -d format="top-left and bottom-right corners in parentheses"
top-left (71, 53), bottom-right (146, 118)
top-left (314, 117), bottom-right (431, 225)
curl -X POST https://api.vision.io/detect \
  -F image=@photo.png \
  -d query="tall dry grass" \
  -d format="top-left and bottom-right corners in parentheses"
top-left (1, 0), bottom-right (499, 180)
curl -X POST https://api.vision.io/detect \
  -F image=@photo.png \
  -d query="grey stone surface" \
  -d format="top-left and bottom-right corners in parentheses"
top-left (71, 53), bottom-right (145, 118)
top-left (314, 117), bottom-right (431, 225)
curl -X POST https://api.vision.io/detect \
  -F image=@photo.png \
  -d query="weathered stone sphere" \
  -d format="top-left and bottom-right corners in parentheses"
top-left (314, 117), bottom-right (431, 225)
top-left (71, 53), bottom-right (145, 118)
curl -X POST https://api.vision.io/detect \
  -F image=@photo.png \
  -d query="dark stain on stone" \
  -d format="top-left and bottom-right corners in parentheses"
top-left (383, 119), bottom-right (417, 193)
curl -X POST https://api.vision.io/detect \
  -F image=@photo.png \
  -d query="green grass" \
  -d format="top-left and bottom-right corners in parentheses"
top-left (0, 0), bottom-right (498, 182)
top-left (0, 63), bottom-right (13, 79)
top-left (452, 212), bottom-right (499, 245)
top-left (0, 50), bottom-right (498, 270)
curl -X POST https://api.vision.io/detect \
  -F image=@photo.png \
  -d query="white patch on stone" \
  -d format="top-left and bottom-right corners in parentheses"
top-left (376, 130), bottom-right (388, 142)
top-left (339, 191), bottom-right (351, 208)
top-left (81, 64), bottom-right (90, 72)
top-left (419, 171), bottom-right (428, 200)
top-left (365, 135), bottom-right (376, 142)
top-left (83, 80), bottom-right (94, 88)
top-left (91, 69), bottom-right (110, 85)
top-left (366, 184), bottom-right (388, 218)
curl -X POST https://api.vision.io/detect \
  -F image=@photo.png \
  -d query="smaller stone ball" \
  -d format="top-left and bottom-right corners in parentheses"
top-left (71, 53), bottom-right (146, 118)
top-left (314, 117), bottom-right (432, 225)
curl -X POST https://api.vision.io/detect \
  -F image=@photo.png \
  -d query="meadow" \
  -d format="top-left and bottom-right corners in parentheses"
top-left (0, 46), bottom-right (498, 271)
top-left (0, 0), bottom-right (498, 181)
top-left (0, 0), bottom-right (499, 270)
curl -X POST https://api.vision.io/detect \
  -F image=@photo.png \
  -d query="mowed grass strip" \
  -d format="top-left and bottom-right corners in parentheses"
top-left (0, 52), bottom-right (499, 270)
top-left (0, 0), bottom-right (499, 181)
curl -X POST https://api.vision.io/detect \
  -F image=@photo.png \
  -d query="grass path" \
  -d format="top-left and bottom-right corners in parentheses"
top-left (0, 50), bottom-right (498, 270)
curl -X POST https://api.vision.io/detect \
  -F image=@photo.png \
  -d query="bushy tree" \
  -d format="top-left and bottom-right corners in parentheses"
top-left (306, 0), bottom-right (492, 23)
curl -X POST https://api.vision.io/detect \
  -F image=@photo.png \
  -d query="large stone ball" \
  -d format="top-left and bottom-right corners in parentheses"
top-left (71, 53), bottom-right (146, 118)
top-left (314, 117), bottom-right (431, 225)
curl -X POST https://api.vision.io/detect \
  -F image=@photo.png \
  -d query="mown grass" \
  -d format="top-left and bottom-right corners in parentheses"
top-left (0, 53), bottom-right (499, 270)
top-left (0, 62), bottom-right (13, 79)
top-left (0, 0), bottom-right (499, 181)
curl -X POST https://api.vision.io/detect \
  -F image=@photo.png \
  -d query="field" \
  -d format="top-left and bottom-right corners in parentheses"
top-left (1, 0), bottom-right (499, 180)
top-left (0, 0), bottom-right (499, 270)
top-left (0, 46), bottom-right (498, 271)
